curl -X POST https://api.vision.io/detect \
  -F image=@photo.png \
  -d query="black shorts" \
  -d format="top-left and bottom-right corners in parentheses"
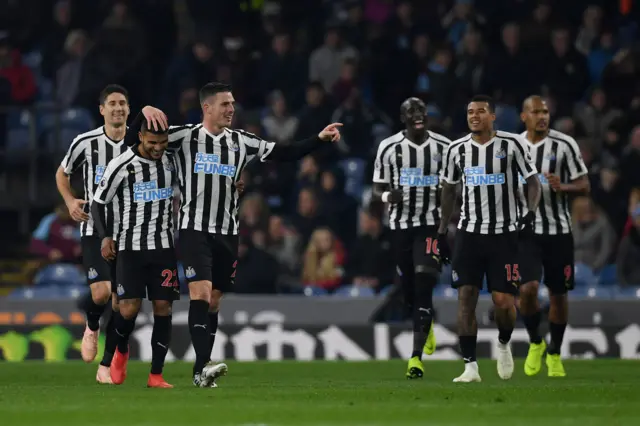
top-left (115, 249), bottom-right (180, 301)
top-left (519, 233), bottom-right (575, 294)
top-left (451, 231), bottom-right (520, 295)
top-left (177, 229), bottom-right (238, 293)
top-left (81, 236), bottom-right (116, 290)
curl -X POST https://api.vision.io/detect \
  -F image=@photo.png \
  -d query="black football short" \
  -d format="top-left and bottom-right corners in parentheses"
top-left (518, 232), bottom-right (575, 294)
top-left (115, 249), bottom-right (180, 301)
top-left (177, 229), bottom-right (238, 293)
top-left (391, 226), bottom-right (442, 306)
top-left (81, 236), bottom-right (116, 291)
top-left (451, 230), bottom-right (520, 295)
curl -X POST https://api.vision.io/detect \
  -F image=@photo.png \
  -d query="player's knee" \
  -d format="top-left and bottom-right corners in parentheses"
top-left (519, 281), bottom-right (540, 301)
top-left (492, 292), bottom-right (515, 310)
top-left (119, 299), bottom-right (141, 319)
top-left (209, 289), bottom-right (223, 312)
top-left (188, 280), bottom-right (211, 301)
top-left (152, 300), bottom-right (172, 316)
top-left (90, 281), bottom-right (111, 305)
top-left (111, 297), bottom-right (119, 312)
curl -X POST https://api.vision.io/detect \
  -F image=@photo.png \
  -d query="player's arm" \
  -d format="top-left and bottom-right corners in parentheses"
top-left (438, 145), bottom-right (461, 234)
top-left (371, 142), bottom-right (402, 204)
top-left (56, 137), bottom-right (89, 222)
top-left (547, 138), bottom-right (590, 194)
top-left (514, 136), bottom-right (541, 213)
top-left (124, 107), bottom-right (190, 152)
top-left (91, 161), bottom-right (126, 259)
top-left (245, 123), bottom-right (342, 162)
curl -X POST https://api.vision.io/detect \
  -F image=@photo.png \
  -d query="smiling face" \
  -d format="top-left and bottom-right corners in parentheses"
top-left (202, 91), bottom-right (235, 129)
top-left (138, 129), bottom-right (169, 160)
top-left (401, 98), bottom-right (427, 132)
top-left (467, 101), bottom-right (495, 134)
top-left (100, 92), bottom-right (129, 128)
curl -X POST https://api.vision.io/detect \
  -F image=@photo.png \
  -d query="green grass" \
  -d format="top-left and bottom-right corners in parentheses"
top-left (0, 360), bottom-right (639, 425)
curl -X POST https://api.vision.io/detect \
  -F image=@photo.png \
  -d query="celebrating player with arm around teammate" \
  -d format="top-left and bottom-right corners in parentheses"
top-left (372, 97), bottom-right (451, 379)
top-left (54, 85), bottom-right (133, 384)
top-left (131, 82), bottom-right (342, 388)
top-left (91, 121), bottom-right (179, 388)
top-left (437, 95), bottom-right (541, 383)
top-left (517, 96), bottom-right (589, 378)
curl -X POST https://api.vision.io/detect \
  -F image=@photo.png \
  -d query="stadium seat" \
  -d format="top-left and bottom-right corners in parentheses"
top-left (339, 158), bottom-right (366, 199)
top-left (5, 110), bottom-right (35, 154)
top-left (378, 285), bottom-right (394, 296)
top-left (60, 108), bottom-right (95, 131)
top-left (7, 285), bottom-right (64, 300)
top-left (572, 285), bottom-right (614, 299)
top-left (303, 286), bottom-right (328, 296)
top-left (612, 286), bottom-right (640, 300)
top-left (598, 264), bottom-right (618, 286)
top-left (33, 264), bottom-right (86, 287)
top-left (334, 285), bottom-right (376, 297)
top-left (66, 285), bottom-right (89, 299)
top-left (574, 263), bottom-right (597, 287)
top-left (433, 285), bottom-right (457, 299)
top-left (438, 264), bottom-right (452, 286)
top-left (46, 127), bottom-right (86, 152)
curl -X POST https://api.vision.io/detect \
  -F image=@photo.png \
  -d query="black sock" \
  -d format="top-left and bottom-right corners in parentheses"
top-left (547, 322), bottom-right (567, 355)
top-left (114, 312), bottom-right (136, 354)
top-left (498, 327), bottom-right (513, 344)
top-left (459, 335), bottom-right (477, 363)
top-left (189, 300), bottom-right (210, 376)
top-left (84, 295), bottom-right (107, 331)
top-left (208, 311), bottom-right (218, 356)
top-left (151, 315), bottom-right (172, 375)
top-left (100, 312), bottom-right (118, 367)
top-left (522, 311), bottom-right (542, 344)
top-left (411, 274), bottom-right (436, 359)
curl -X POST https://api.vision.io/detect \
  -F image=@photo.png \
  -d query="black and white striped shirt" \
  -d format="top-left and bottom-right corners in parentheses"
top-left (373, 131), bottom-right (451, 230)
top-left (517, 129), bottom-right (588, 235)
top-left (442, 131), bottom-right (537, 234)
top-left (60, 127), bottom-right (127, 237)
top-left (92, 148), bottom-right (175, 251)
top-left (167, 125), bottom-right (276, 235)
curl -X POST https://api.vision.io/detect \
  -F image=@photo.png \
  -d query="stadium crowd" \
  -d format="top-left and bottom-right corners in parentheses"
top-left (1, 0), bottom-right (639, 295)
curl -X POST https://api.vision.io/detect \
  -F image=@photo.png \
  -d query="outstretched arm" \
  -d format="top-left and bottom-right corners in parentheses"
top-left (250, 123), bottom-right (343, 163)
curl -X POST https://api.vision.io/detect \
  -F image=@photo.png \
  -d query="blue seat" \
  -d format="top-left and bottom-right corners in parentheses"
top-left (46, 127), bottom-right (86, 152)
top-left (66, 285), bottom-right (89, 299)
top-left (598, 264), bottom-right (618, 286)
top-left (574, 263), bottom-right (597, 287)
top-left (7, 285), bottom-right (64, 300)
top-left (33, 264), bottom-right (86, 287)
top-left (439, 264), bottom-right (452, 286)
top-left (303, 286), bottom-right (328, 296)
top-left (572, 285), bottom-right (614, 299)
top-left (60, 107), bottom-right (94, 131)
top-left (334, 284), bottom-right (376, 297)
top-left (613, 286), bottom-right (640, 300)
top-left (339, 158), bottom-right (366, 199)
top-left (433, 284), bottom-right (457, 299)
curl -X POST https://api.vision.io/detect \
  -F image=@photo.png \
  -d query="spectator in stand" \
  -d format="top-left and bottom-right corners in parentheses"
top-left (55, 30), bottom-right (90, 108)
top-left (617, 204), bottom-right (640, 286)
top-left (573, 196), bottom-right (617, 271)
top-left (331, 87), bottom-right (375, 158)
top-left (258, 32), bottom-right (306, 109)
top-left (0, 32), bottom-right (36, 105)
top-left (29, 204), bottom-right (81, 265)
top-left (233, 235), bottom-right (279, 294)
top-left (317, 167), bottom-right (357, 244)
top-left (573, 87), bottom-right (622, 150)
top-left (266, 215), bottom-right (301, 277)
top-left (261, 90), bottom-right (299, 144)
top-left (301, 227), bottom-right (345, 291)
top-left (238, 192), bottom-right (270, 236)
top-left (309, 25), bottom-right (358, 92)
top-left (290, 187), bottom-right (326, 246)
top-left (345, 208), bottom-right (394, 292)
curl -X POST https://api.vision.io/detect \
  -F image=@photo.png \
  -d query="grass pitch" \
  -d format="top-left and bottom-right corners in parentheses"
top-left (0, 360), bottom-right (638, 426)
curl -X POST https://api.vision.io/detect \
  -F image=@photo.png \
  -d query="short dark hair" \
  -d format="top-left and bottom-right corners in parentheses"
top-left (141, 120), bottom-right (168, 135)
top-left (199, 82), bottom-right (232, 104)
top-left (99, 84), bottom-right (129, 105)
top-left (470, 94), bottom-right (495, 112)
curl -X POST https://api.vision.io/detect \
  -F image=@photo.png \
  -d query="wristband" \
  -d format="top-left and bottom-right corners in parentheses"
top-left (381, 191), bottom-right (391, 203)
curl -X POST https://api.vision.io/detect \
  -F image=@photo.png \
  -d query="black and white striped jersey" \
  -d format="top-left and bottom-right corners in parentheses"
top-left (373, 130), bottom-right (451, 230)
top-left (92, 148), bottom-right (176, 252)
top-left (442, 130), bottom-right (537, 234)
top-left (60, 126), bottom-right (127, 238)
top-left (166, 125), bottom-right (277, 235)
top-left (517, 129), bottom-right (588, 235)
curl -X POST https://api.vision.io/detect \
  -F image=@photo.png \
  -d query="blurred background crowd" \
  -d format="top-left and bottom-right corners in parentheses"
top-left (0, 0), bottom-right (639, 298)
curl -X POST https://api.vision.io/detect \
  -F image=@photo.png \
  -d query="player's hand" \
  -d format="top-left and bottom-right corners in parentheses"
top-left (235, 179), bottom-right (245, 195)
top-left (544, 173), bottom-right (562, 192)
top-left (49, 249), bottom-right (63, 262)
top-left (101, 237), bottom-right (116, 261)
top-left (142, 106), bottom-right (168, 132)
top-left (385, 189), bottom-right (403, 204)
top-left (66, 199), bottom-right (89, 222)
top-left (517, 211), bottom-right (536, 237)
top-left (436, 232), bottom-right (451, 265)
top-left (318, 123), bottom-right (343, 142)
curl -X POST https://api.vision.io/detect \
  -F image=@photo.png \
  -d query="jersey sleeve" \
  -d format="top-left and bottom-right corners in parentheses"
top-left (167, 125), bottom-right (195, 153)
top-left (513, 136), bottom-right (537, 179)
top-left (441, 144), bottom-right (461, 184)
top-left (239, 130), bottom-right (276, 162)
top-left (93, 159), bottom-right (126, 205)
top-left (60, 137), bottom-right (87, 175)
top-left (563, 136), bottom-right (588, 180)
top-left (372, 141), bottom-right (392, 184)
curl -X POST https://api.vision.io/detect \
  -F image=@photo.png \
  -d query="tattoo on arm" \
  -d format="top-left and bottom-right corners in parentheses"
top-left (457, 285), bottom-right (479, 336)
top-left (525, 175), bottom-right (541, 212)
top-left (438, 182), bottom-right (457, 234)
